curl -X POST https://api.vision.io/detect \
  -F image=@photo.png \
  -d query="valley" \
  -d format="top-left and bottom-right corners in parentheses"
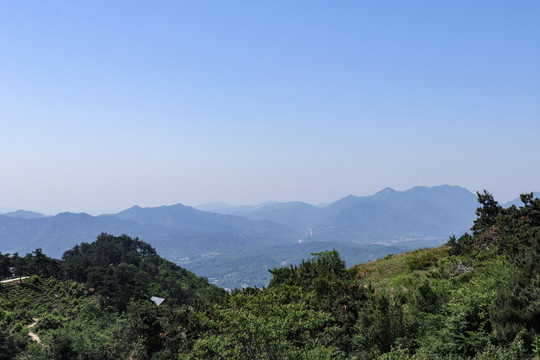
top-left (0, 185), bottom-right (485, 288)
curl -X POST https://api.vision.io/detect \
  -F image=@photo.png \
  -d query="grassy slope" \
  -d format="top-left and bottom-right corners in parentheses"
top-left (351, 246), bottom-right (451, 290)
top-left (350, 245), bottom-right (511, 304)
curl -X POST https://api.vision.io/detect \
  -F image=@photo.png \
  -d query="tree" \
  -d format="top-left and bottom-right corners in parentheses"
top-left (491, 236), bottom-right (540, 343)
top-left (353, 293), bottom-right (406, 355)
top-left (125, 300), bottom-right (164, 359)
top-left (472, 190), bottom-right (502, 236)
top-left (184, 288), bottom-right (342, 360)
top-left (0, 253), bottom-right (11, 279)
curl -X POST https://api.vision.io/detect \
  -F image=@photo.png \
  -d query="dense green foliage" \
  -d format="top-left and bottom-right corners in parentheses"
top-left (1, 191), bottom-right (539, 359)
top-left (1, 234), bottom-right (223, 311)
top-left (61, 233), bottom-right (224, 310)
top-left (0, 234), bottom-right (225, 359)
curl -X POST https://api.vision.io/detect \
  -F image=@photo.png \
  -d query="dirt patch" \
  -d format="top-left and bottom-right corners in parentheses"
top-left (28, 318), bottom-right (42, 344)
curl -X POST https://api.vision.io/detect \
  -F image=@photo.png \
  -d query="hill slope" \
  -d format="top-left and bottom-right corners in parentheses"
top-left (3, 192), bottom-right (540, 359)
top-left (0, 234), bottom-right (224, 359)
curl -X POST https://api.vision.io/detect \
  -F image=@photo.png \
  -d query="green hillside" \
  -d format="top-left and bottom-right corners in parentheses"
top-left (1, 191), bottom-right (539, 359)
top-left (0, 234), bottom-right (225, 359)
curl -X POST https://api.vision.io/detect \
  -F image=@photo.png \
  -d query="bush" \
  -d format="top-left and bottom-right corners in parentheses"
top-left (406, 251), bottom-right (437, 271)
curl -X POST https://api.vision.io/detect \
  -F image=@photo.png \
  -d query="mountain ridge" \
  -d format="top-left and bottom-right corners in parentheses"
top-left (2, 185), bottom-right (536, 288)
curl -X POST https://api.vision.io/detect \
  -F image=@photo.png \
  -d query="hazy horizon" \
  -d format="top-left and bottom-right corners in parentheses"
top-left (1, 184), bottom-right (536, 217)
top-left (2, 2), bottom-right (538, 216)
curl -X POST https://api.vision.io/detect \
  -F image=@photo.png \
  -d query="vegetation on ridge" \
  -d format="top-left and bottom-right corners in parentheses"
top-left (0, 190), bottom-right (539, 359)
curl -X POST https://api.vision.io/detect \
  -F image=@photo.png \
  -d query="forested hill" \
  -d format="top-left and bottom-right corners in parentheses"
top-left (0, 233), bottom-right (224, 311)
top-left (2, 192), bottom-right (540, 359)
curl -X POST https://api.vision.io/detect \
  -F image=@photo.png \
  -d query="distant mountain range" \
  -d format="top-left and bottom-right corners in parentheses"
top-left (1, 185), bottom-right (536, 288)
top-left (0, 206), bottom-right (293, 259)
top-left (201, 185), bottom-right (479, 244)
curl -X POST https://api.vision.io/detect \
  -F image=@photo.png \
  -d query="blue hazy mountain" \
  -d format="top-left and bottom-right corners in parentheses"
top-left (0, 212), bottom-right (168, 257)
top-left (215, 201), bottom-right (321, 229)
top-left (0, 205), bottom-right (297, 261)
top-left (111, 203), bottom-right (294, 237)
top-left (4, 209), bottom-right (48, 219)
top-left (207, 185), bottom-right (478, 244)
top-left (503, 192), bottom-right (540, 208)
top-left (314, 185), bottom-right (478, 243)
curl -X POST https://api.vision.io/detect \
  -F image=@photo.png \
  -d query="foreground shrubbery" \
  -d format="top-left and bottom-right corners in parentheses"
top-left (1, 191), bottom-right (539, 359)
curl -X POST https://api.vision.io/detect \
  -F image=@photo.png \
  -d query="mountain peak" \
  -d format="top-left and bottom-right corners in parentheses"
top-left (55, 212), bottom-right (92, 219)
top-left (4, 210), bottom-right (47, 219)
top-left (376, 187), bottom-right (396, 195)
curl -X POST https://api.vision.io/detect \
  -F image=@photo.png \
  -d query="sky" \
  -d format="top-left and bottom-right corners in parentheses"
top-left (1, 1), bottom-right (539, 215)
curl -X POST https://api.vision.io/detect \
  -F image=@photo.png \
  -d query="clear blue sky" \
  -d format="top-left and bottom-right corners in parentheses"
top-left (1, 1), bottom-right (539, 214)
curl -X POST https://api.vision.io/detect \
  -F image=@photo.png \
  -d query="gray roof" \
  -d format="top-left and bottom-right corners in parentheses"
top-left (150, 296), bottom-right (165, 305)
